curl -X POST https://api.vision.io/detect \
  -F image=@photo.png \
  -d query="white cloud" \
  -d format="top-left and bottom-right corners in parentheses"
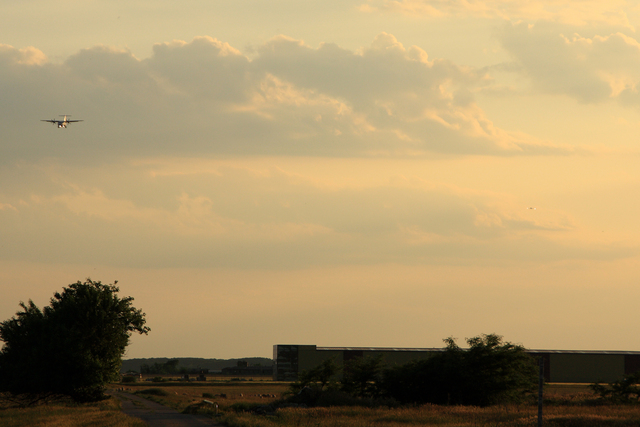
top-left (0, 34), bottom-right (570, 162)
top-left (501, 22), bottom-right (640, 105)
top-left (362, 0), bottom-right (635, 28)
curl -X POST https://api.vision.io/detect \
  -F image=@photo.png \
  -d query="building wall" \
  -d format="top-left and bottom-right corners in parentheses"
top-left (274, 345), bottom-right (640, 383)
top-left (549, 353), bottom-right (624, 383)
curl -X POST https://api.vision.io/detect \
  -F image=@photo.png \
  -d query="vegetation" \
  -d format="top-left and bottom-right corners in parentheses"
top-left (120, 357), bottom-right (273, 374)
top-left (0, 396), bottom-right (146, 427)
top-left (287, 334), bottom-right (537, 408)
top-left (0, 279), bottom-right (149, 404)
top-left (291, 358), bottom-right (342, 392)
top-left (342, 355), bottom-right (386, 398)
top-left (139, 382), bottom-right (637, 426)
top-left (591, 372), bottom-right (640, 403)
top-left (7, 381), bottom-right (640, 427)
top-left (381, 334), bottom-right (538, 406)
top-left (140, 358), bottom-right (182, 375)
top-left (219, 404), bottom-right (640, 427)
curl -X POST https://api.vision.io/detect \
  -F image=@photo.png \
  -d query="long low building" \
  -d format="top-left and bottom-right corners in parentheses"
top-left (273, 344), bottom-right (640, 383)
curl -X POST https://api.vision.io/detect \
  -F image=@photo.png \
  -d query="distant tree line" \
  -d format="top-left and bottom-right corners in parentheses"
top-left (287, 334), bottom-right (538, 408)
top-left (139, 359), bottom-right (212, 375)
top-left (140, 359), bottom-right (182, 375)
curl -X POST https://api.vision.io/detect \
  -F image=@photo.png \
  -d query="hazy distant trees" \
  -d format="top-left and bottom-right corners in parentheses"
top-left (140, 359), bottom-right (181, 375)
top-left (0, 279), bottom-right (149, 404)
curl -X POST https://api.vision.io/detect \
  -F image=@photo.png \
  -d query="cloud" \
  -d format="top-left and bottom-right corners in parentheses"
top-left (500, 22), bottom-right (640, 105)
top-left (361, 0), bottom-right (634, 28)
top-left (0, 34), bottom-right (570, 163)
top-left (0, 159), bottom-right (628, 270)
top-left (0, 44), bottom-right (48, 66)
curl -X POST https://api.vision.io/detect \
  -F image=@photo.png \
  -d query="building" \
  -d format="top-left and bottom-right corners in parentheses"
top-left (273, 344), bottom-right (640, 383)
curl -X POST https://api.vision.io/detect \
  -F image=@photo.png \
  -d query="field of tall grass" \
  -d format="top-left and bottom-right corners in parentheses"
top-left (129, 382), bottom-right (640, 426)
top-left (219, 404), bottom-right (640, 427)
top-left (4, 382), bottom-right (640, 426)
top-left (0, 396), bottom-right (146, 427)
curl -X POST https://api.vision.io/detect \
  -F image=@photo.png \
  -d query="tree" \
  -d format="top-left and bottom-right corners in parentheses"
top-left (0, 279), bottom-right (149, 404)
top-left (290, 357), bottom-right (342, 393)
top-left (381, 334), bottom-right (537, 406)
top-left (341, 355), bottom-right (385, 398)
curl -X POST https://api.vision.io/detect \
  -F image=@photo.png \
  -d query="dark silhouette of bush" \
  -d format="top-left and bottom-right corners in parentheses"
top-left (591, 372), bottom-right (640, 404)
top-left (381, 334), bottom-right (537, 407)
top-left (341, 355), bottom-right (386, 398)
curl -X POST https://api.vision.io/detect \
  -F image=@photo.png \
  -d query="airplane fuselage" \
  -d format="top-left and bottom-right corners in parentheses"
top-left (41, 115), bottom-right (83, 128)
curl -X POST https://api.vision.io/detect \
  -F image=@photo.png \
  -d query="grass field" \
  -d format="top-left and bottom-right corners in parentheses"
top-left (0, 396), bottom-right (147, 427)
top-left (130, 380), bottom-right (290, 412)
top-left (131, 382), bottom-right (640, 426)
top-left (220, 404), bottom-right (640, 427)
top-left (3, 382), bottom-right (640, 426)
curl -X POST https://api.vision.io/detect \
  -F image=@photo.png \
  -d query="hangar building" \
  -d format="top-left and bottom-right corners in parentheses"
top-left (273, 344), bottom-right (640, 383)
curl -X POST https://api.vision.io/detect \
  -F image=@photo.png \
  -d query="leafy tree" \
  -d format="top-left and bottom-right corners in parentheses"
top-left (290, 358), bottom-right (342, 393)
top-left (381, 334), bottom-right (537, 406)
top-left (0, 279), bottom-right (149, 404)
top-left (341, 355), bottom-right (385, 398)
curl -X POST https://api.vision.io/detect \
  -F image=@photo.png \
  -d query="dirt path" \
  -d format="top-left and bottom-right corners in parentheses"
top-left (110, 390), bottom-right (221, 427)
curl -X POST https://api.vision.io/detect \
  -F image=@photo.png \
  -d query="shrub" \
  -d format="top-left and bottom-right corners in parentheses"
top-left (381, 334), bottom-right (537, 407)
top-left (591, 372), bottom-right (640, 403)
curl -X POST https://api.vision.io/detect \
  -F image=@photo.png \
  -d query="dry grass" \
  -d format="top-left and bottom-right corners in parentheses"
top-left (129, 381), bottom-right (289, 412)
top-left (5, 382), bottom-right (634, 427)
top-left (220, 404), bottom-right (640, 427)
top-left (0, 397), bottom-right (147, 427)
top-left (211, 384), bottom-right (640, 427)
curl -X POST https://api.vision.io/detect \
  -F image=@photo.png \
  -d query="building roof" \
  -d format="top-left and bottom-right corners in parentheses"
top-left (316, 346), bottom-right (640, 355)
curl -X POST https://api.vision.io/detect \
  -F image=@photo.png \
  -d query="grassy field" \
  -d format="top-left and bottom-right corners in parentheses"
top-left (0, 396), bottom-right (147, 427)
top-left (131, 382), bottom-right (640, 426)
top-left (4, 382), bottom-right (640, 426)
top-left (220, 404), bottom-right (640, 427)
top-left (129, 380), bottom-right (290, 412)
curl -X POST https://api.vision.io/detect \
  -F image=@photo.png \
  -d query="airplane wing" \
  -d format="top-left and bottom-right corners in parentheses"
top-left (41, 120), bottom-right (57, 123)
top-left (66, 120), bottom-right (84, 123)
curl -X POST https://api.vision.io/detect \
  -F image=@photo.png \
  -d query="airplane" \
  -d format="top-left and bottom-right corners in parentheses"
top-left (41, 115), bottom-right (83, 128)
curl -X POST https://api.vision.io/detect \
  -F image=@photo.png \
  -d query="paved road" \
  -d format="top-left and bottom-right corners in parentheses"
top-left (110, 390), bottom-right (221, 427)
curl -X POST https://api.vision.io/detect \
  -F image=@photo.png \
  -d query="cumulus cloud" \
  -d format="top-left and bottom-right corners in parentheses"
top-left (361, 0), bottom-right (634, 28)
top-left (500, 22), bottom-right (640, 105)
top-left (0, 33), bottom-right (570, 163)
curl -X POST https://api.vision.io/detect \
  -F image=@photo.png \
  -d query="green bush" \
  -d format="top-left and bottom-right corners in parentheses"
top-left (202, 392), bottom-right (214, 398)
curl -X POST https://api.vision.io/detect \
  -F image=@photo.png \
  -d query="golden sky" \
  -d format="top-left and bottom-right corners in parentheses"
top-left (2, 0), bottom-right (640, 358)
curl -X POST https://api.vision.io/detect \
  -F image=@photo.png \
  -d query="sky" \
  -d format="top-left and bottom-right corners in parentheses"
top-left (2, 0), bottom-right (640, 359)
